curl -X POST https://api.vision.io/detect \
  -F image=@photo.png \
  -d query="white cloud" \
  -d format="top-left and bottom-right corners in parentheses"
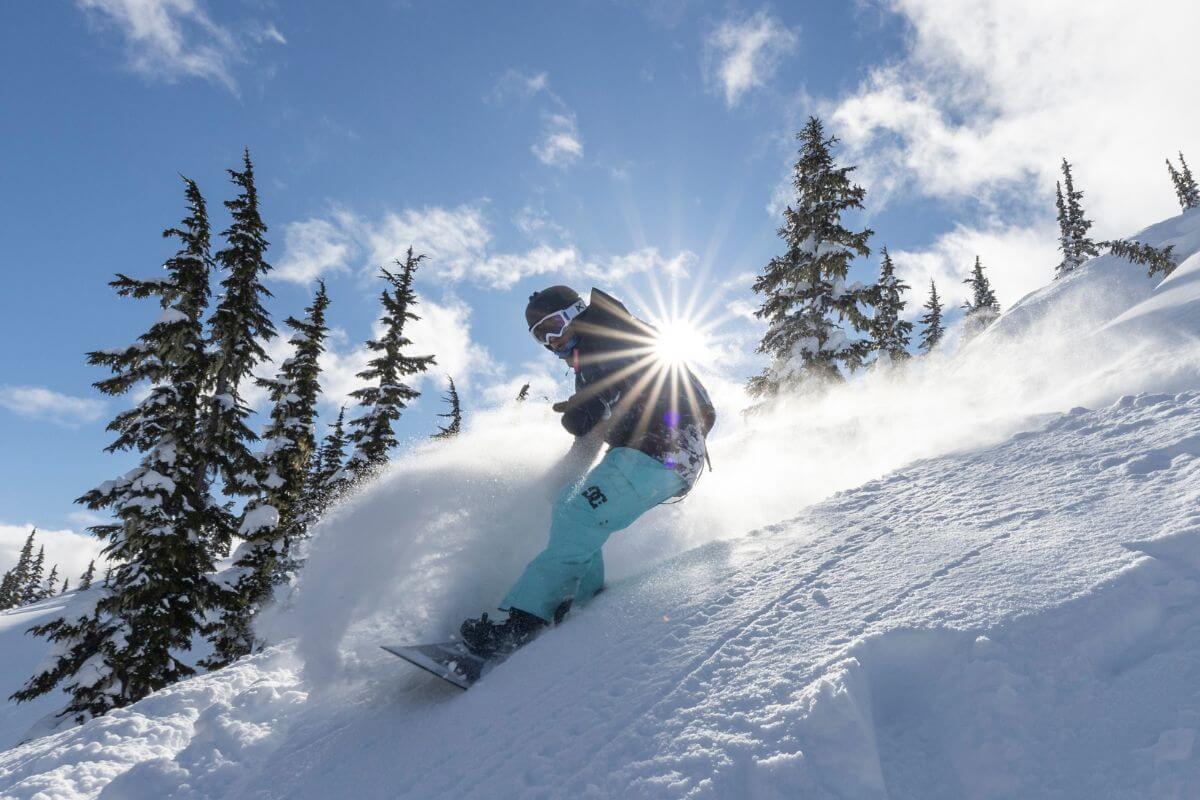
top-left (0, 524), bottom-right (108, 583)
top-left (407, 295), bottom-right (500, 393)
top-left (491, 69), bottom-right (550, 102)
top-left (890, 222), bottom-right (1059, 313)
top-left (314, 327), bottom-right (372, 413)
top-left (514, 206), bottom-right (571, 243)
top-left (66, 510), bottom-right (111, 530)
top-left (476, 244), bottom-right (583, 289)
top-left (603, 248), bottom-right (695, 282)
top-left (275, 217), bottom-right (353, 284)
top-left (242, 333), bottom-right (293, 413)
top-left (532, 113), bottom-right (584, 167)
top-left (705, 10), bottom-right (798, 108)
top-left (828, 0), bottom-right (1200, 235)
top-left (76, 0), bottom-right (283, 92)
top-left (492, 70), bottom-right (585, 168)
top-left (276, 205), bottom-right (696, 290)
top-left (474, 244), bottom-right (694, 289)
top-left (359, 205), bottom-right (493, 283)
top-left (251, 22), bottom-right (286, 45)
top-left (0, 385), bottom-right (105, 428)
top-left (275, 204), bottom-right (491, 286)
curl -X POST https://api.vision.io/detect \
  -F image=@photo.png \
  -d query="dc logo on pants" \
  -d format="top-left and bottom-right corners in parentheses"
top-left (581, 485), bottom-right (608, 508)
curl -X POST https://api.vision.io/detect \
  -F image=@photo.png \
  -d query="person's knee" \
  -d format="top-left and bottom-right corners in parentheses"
top-left (547, 511), bottom-right (607, 562)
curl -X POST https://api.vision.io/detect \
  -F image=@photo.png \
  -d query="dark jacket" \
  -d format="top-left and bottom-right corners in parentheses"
top-left (557, 289), bottom-right (715, 464)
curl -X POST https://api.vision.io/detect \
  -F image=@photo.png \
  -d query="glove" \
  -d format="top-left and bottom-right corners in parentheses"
top-left (552, 400), bottom-right (570, 413)
top-left (559, 404), bottom-right (595, 436)
top-left (560, 407), bottom-right (592, 436)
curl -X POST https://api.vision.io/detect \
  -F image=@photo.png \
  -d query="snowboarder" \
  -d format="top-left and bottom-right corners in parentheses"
top-left (459, 286), bottom-right (715, 660)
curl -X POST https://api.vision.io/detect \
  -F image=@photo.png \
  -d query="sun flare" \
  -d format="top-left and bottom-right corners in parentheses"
top-left (653, 318), bottom-right (710, 366)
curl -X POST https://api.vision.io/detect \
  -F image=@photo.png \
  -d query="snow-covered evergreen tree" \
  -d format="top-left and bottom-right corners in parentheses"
top-left (1054, 158), bottom-right (1100, 278)
top-left (1104, 239), bottom-right (1179, 278)
top-left (0, 568), bottom-right (17, 610)
top-left (312, 406), bottom-right (348, 493)
top-left (302, 406), bottom-right (349, 524)
top-left (1166, 152), bottom-right (1199, 211)
top-left (202, 149), bottom-right (277, 557)
top-left (207, 282), bottom-right (330, 666)
top-left (918, 280), bottom-right (944, 354)
top-left (432, 378), bottom-right (463, 439)
top-left (43, 564), bottom-right (59, 600)
top-left (748, 116), bottom-right (874, 398)
top-left (870, 248), bottom-right (912, 364)
top-left (12, 178), bottom-right (225, 722)
top-left (79, 560), bottom-right (96, 591)
top-left (516, 383), bottom-right (530, 402)
top-left (0, 531), bottom-right (36, 610)
top-left (962, 256), bottom-right (1001, 337)
top-left (342, 249), bottom-right (436, 478)
top-left (23, 545), bottom-right (45, 606)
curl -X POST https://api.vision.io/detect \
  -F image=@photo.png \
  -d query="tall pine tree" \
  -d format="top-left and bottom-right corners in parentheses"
top-left (299, 406), bottom-right (350, 532)
top-left (749, 116), bottom-right (874, 398)
top-left (962, 256), bottom-right (1001, 337)
top-left (432, 378), bottom-right (463, 439)
top-left (23, 546), bottom-right (45, 606)
top-left (13, 178), bottom-right (224, 721)
top-left (307, 406), bottom-right (349, 511)
top-left (201, 149), bottom-right (277, 557)
top-left (342, 249), bottom-right (436, 478)
top-left (0, 568), bottom-right (17, 610)
top-left (516, 383), bottom-right (530, 402)
top-left (207, 282), bottom-right (330, 666)
top-left (1166, 152), bottom-right (1199, 211)
top-left (79, 560), bottom-right (96, 591)
top-left (0, 531), bottom-right (36, 610)
top-left (1054, 158), bottom-right (1100, 278)
top-left (870, 248), bottom-right (912, 364)
top-left (918, 280), bottom-right (944, 354)
top-left (43, 565), bottom-right (59, 601)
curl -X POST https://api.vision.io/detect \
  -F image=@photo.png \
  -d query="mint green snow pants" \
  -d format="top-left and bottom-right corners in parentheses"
top-left (501, 447), bottom-right (686, 623)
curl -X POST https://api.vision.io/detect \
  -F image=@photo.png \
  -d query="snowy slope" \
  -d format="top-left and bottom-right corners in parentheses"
top-left (3, 389), bottom-right (1199, 799)
top-left (2, 209), bottom-right (1200, 799)
top-left (0, 595), bottom-right (84, 749)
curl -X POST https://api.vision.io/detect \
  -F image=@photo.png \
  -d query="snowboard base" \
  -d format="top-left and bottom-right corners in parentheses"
top-left (381, 642), bottom-right (489, 689)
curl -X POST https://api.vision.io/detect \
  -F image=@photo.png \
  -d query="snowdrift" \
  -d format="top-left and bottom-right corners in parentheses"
top-left (2, 208), bottom-right (1200, 799)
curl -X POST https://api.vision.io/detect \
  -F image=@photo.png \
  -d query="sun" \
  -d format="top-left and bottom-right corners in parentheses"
top-left (653, 318), bottom-right (710, 366)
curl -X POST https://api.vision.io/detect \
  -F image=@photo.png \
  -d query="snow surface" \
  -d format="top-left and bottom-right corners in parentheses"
top-left (2, 208), bottom-right (1200, 798)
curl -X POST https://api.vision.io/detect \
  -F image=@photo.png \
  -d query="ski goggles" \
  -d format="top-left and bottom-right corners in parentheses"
top-left (529, 299), bottom-right (587, 346)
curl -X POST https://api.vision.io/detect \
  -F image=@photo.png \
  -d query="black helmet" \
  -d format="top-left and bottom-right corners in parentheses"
top-left (525, 285), bottom-right (583, 329)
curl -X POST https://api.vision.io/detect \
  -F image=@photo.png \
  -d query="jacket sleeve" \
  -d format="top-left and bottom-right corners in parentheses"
top-left (559, 366), bottom-right (624, 437)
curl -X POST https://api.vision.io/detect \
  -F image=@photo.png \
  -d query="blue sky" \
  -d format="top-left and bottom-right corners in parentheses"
top-left (1, 0), bottom-right (1196, 560)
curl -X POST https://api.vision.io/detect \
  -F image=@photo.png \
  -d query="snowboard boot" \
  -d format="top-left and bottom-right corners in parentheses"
top-left (459, 608), bottom-right (546, 659)
top-left (552, 586), bottom-right (605, 624)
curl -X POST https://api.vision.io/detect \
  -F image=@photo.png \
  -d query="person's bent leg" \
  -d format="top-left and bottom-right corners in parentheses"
top-left (502, 448), bottom-right (683, 622)
top-left (575, 551), bottom-right (605, 605)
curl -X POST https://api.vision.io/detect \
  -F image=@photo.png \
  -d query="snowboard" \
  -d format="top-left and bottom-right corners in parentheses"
top-left (380, 641), bottom-right (490, 689)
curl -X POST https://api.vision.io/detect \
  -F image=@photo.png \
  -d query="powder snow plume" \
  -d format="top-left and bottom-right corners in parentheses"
top-left (266, 209), bottom-right (1200, 687)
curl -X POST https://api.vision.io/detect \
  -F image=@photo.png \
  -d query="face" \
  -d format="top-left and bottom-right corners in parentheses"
top-left (547, 332), bottom-right (572, 353)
